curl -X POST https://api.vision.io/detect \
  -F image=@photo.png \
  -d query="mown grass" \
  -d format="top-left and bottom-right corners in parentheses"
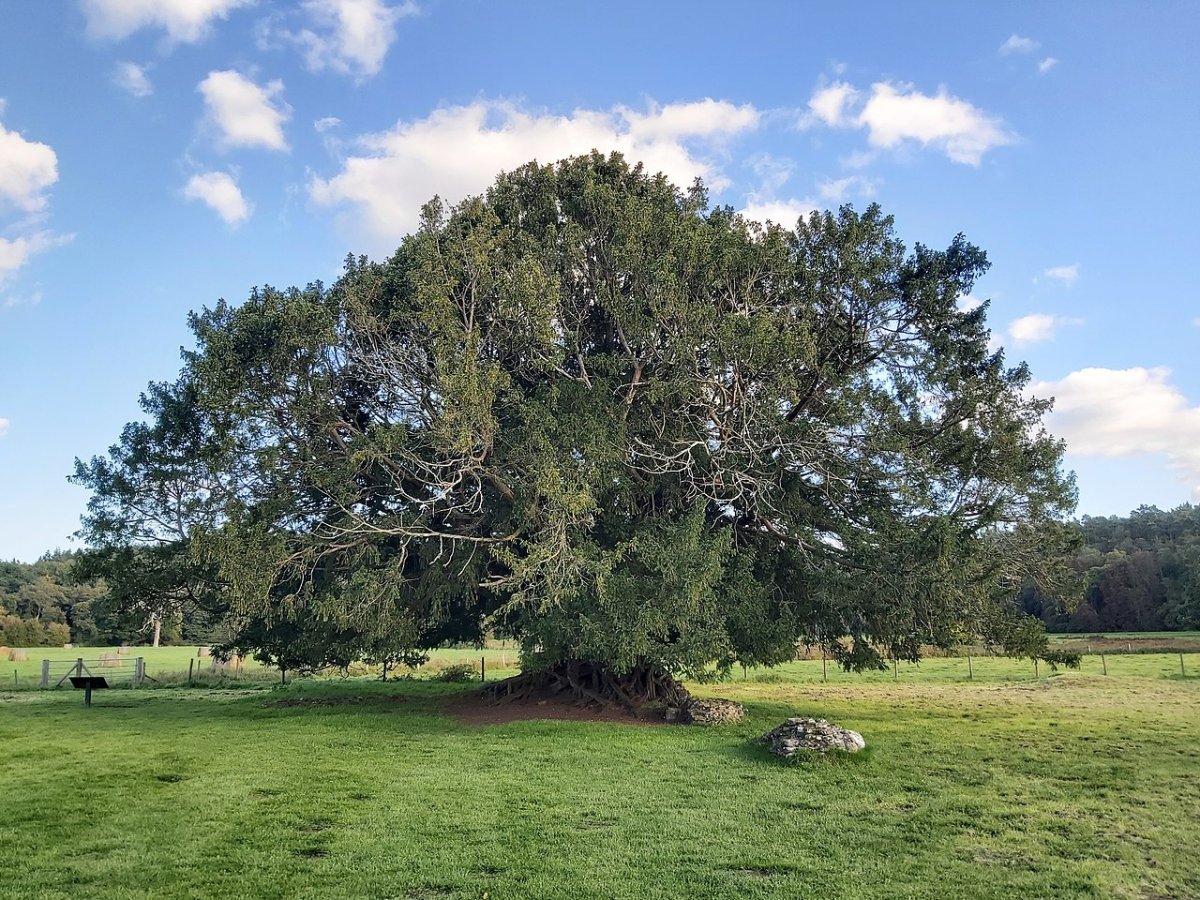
top-left (2, 660), bottom-right (1198, 899)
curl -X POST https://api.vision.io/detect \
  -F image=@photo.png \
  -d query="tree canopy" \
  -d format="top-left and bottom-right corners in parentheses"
top-left (73, 152), bottom-right (1077, 699)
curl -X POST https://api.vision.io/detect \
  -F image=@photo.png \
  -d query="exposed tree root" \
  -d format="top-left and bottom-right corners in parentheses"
top-left (481, 660), bottom-right (691, 714)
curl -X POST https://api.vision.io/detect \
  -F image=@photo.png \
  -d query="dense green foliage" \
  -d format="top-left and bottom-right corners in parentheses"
top-left (73, 153), bottom-right (1076, 681)
top-left (0, 552), bottom-right (111, 646)
top-left (2, 669), bottom-right (1198, 898)
top-left (1021, 504), bottom-right (1200, 632)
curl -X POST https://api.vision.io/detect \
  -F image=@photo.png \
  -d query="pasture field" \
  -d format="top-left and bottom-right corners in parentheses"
top-left (1048, 631), bottom-right (1200, 641)
top-left (1, 646), bottom-right (524, 689)
top-left (2, 659), bottom-right (1198, 899)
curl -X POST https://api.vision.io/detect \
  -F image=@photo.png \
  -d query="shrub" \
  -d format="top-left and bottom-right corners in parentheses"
top-left (1041, 649), bottom-right (1082, 671)
top-left (433, 662), bottom-right (478, 683)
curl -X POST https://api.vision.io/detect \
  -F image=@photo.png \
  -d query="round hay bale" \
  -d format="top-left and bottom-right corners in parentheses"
top-left (10, 649), bottom-right (29, 662)
top-left (63, 643), bottom-right (73, 650)
top-left (198, 647), bottom-right (212, 657)
top-left (0, 646), bottom-right (10, 658)
top-left (116, 645), bottom-right (131, 655)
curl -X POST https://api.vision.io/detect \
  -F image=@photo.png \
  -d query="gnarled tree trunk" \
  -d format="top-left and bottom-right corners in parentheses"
top-left (481, 659), bottom-right (690, 714)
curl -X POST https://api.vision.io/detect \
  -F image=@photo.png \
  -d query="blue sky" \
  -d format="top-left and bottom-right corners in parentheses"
top-left (1, 1), bottom-right (1198, 561)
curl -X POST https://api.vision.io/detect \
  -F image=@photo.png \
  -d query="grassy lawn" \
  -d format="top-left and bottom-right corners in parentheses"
top-left (2, 660), bottom-right (1198, 899)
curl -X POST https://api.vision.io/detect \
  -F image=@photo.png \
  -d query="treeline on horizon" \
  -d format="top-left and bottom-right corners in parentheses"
top-left (4, 502), bottom-right (1200, 648)
top-left (1021, 503), bottom-right (1200, 632)
top-left (0, 551), bottom-right (222, 648)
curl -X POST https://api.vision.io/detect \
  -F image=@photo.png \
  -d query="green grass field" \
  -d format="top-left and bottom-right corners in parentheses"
top-left (2, 657), bottom-right (1198, 898)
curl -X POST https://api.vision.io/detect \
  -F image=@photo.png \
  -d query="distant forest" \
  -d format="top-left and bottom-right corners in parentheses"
top-left (1022, 504), bottom-right (1200, 632)
top-left (4, 504), bottom-right (1200, 646)
top-left (0, 551), bottom-right (221, 647)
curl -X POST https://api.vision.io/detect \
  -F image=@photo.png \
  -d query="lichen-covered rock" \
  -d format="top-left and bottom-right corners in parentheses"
top-left (680, 697), bottom-right (745, 725)
top-left (757, 717), bottom-right (865, 755)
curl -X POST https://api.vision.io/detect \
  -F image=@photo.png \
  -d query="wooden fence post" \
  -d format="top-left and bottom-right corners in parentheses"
top-left (1034, 658), bottom-right (1039, 679)
top-left (40, 659), bottom-right (50, 689)
top-left (188, 658), bottom-right (194, 685)
top-left (75, 658), bottom-right (84, 678)
top-left (967, 653), bottom-right (973, 680)
top-left (1101, 654), bottom-right (1107, 675)
top-left (481, 655), bottom-right (486, 683)
top-left (133, 657), bottom-right (143, 687)
top-left (821, 650), bottom-right (827, 683)
top-left (1181, 654), bottom-right (1186, 678)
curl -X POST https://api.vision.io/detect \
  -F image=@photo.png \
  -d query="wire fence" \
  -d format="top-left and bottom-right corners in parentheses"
top-left (3, 645), bottom-right (1197, 693)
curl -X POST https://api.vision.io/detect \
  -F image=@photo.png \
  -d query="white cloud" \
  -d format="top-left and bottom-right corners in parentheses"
top-left (0, 111), bottom-right (69, 289)
top-left (287, 0), bottom-right (417, 79)
top-left (81, 0), bottom-right (253, 42)
top-left (1007, 313), bottom-right (1082, 346)
top-left (1000, 34), bottom-right (1039, 55)
top-left (806, 82), bottom-right (858, 127)
top-left (314, 116), bottom-right (341, 132)
top-left (856, 83), bottom-right (1016, 165)
top-left (802, 81), bottom-right (1015, 166)
top-left (198, 70), bottom-right (291, 151)
top-left (184, 172), bottom-right (252, 225)
top-left (0, 417), bottom-right (9, 438)
top-left (113, 61), bottom-right (153, 97)
top-left (1033, 367), bottom-right (1200, 498)
top-left (0, 232), bottom-right (73, 283)
top-left (957, 294), bottom-right (983, 313)
top-left (0, 119), bottom-right (59, 213)
top-left (1044, 264), bottom-right (1079, 285)
top-left (310, 98), bottom-right (760, 251)
top-left (740, 196), bottom-right (820, 227)
top-left (1038, 57), bottom-right (1059, 74)
top-left (623, 98), bottom-right (759, 142)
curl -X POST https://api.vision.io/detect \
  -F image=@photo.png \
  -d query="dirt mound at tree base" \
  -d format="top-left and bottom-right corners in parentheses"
top-left (446, 691), bottom-right (667, 727)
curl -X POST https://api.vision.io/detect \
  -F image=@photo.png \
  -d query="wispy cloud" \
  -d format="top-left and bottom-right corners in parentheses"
top-left (1044, 264), bottom-right (1079, 285)
top-left (999, 34), bottom-right (1039, 55)
top-left (113, 61), bottom-right (153, 97)
top-left (0, 233), bottom-right (73, 283)
top-left (1038, 57), bottom-right (1059, 74)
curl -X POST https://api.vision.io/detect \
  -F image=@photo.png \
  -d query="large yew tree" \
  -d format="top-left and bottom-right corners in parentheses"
top-left (74, 152), bottom-right (1075, 705)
